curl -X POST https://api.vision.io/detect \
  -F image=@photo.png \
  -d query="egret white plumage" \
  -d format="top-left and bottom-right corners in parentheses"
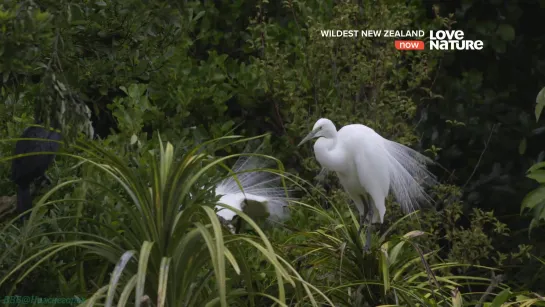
top-left (298, 118), bottom-right (436, 252)
top-left (214, 152), bottom-right (291, 233)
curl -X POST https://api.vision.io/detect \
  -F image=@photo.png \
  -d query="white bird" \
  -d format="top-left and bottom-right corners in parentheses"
top-left (298, 118), bottom-right (436, 251)
top-left (214, 151), bottom-right (291, 233)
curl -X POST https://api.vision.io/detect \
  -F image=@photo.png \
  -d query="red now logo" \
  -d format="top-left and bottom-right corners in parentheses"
top-left (395, 40), bottom-right (425, 50)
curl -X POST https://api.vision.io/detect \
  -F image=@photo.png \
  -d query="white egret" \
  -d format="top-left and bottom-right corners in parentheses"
top-left (214, 152), bottom-right (291, 233)
top-left (298, 118), bottom-right (436, 251)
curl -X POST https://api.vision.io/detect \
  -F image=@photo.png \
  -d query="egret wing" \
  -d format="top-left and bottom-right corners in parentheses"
top-left (340, 125), bottom-right (390, 223)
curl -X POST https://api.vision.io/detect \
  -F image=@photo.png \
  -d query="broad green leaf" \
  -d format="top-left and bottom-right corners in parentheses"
top-left (106, 251), bottom-right (136, 307)
top-left (117, 276), bottom-right (138, 306)
top-left (528, 161), bottom-right (545, 173)
top-left (388, 241), bottom-right (406, 265)
top-left (130, 134), bottom-right (138, 145)
top-left (497, 24), bottom-right (515, 41)
top-left (490, 288), bottom-right (511, 307)
top-left (380, 243), bottom-right (390, 295)
top-left (194, 11), bottom-right (206, 21)
top-left (516, 295), bottom-right (530, 300)
top-left (135, 242), bottom-right (154, 307)
top-left (157, 257), bottom-right (171, 307)
top-left (519, 138), bottom-right (527, 155)
top-left (536, 87), bottom-right (545, 121)
top-left (521, 186), bottom-right (545, 212)
top-left (527, 170), bottom-right (545, 183)
top-left (119, 86), bottom-right (128, 95)
top-left (129, 84), bottom-right (140, 98)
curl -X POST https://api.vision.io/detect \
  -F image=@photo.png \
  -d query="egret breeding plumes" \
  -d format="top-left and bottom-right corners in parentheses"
top-left (214, 152), bottom-right (291, 232)
top-left (298, 118), bottom-right (436, 251)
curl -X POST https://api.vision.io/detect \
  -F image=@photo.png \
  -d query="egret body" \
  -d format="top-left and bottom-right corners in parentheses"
top-left (299, 118), bottom-right (436, 251)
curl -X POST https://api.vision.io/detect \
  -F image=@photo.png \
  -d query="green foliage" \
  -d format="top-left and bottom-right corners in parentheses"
top-left (535, 87), bottom-right (545, 121)
top-left (0, 136), bottom-right (330, 306)
top-left (2, 0), bottom-right (545, 304)
top-left (282, 197), bottom-right (510, 306)
top-left (0, 136), bottom-right (542, 305)
top-left (417, 1), bottom-right (545, 290)
top-left (521, 87), bottom-right (545, 232)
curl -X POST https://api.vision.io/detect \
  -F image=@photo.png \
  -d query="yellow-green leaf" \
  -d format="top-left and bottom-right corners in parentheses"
top-left (403, 230), bottom-right (425, 239)
top-left (451, 288), bottom-right (462, 307)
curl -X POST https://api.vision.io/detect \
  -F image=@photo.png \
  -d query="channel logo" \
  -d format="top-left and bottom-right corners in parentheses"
top-left (394, 40), bottom-right (425, 50)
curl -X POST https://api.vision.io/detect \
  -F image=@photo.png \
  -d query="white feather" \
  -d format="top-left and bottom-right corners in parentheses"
top-left (301, 118), bottom-right (436, 223)
top-left (382, 139), bottom-right (436, 213)
top-left (214, 152), bottom-right (291, 224)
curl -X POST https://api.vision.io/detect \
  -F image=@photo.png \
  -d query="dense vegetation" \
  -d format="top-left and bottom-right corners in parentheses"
top-left (1, 0), bottom-right (545, 306)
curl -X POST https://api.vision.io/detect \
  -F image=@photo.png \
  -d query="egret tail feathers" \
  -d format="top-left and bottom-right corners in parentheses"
top-left (214, 147), bottom-right (291, 222)
top-left (383, 139), bottom-right (437, 213)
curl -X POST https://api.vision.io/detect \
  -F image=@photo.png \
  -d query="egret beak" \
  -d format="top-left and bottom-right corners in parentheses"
top-left (298, 129), bottom-right (318, 147)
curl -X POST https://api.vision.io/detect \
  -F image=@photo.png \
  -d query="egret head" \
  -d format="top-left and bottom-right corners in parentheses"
top-left (297, 118), bottom-right (337, 146)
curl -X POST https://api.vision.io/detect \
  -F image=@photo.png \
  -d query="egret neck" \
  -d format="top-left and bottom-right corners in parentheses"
top-left (313, 135), bottom-right (347, 172)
